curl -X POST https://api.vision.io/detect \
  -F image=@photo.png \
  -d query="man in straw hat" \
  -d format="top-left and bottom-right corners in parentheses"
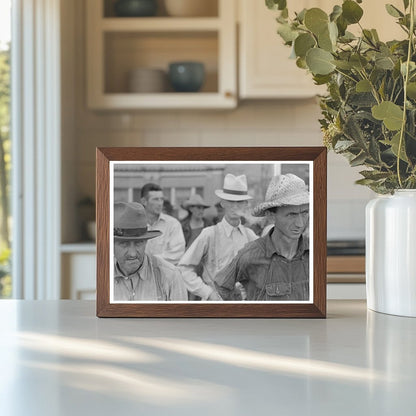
top-left (215, 174), bottom-right (310, 301)
top-left (178, 174), bottom-right (258, 301)
top-left (113, 202), bottom-right (187, 301)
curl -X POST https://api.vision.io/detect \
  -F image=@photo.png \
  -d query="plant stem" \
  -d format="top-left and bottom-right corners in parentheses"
top-left (397, 0), bottom-right (415, 188)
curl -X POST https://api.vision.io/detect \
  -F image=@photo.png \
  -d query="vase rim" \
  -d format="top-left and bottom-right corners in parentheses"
top-left (395, 189), bottom-right (416, 193)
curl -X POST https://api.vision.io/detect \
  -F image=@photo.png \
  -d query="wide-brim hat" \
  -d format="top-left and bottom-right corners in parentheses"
top-left (182, 194), bottom-right (210, 209)
top-left (215, 173), bottom-right (253, 201)
top-left (253, 174), bottom-right (310, 217)
top-left (114, 201), bottom-right (162, 240)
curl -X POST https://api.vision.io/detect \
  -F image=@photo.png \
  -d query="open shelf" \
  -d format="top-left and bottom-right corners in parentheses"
top-left (86, 0), bottom-right (236, 109)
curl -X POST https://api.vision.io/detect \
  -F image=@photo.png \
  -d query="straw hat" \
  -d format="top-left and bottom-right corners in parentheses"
top-left (253, 174), bottom-right (309, 217)
top-left (215, 174), bottom-right (253, 201)
top-left (182, 194), bottom-right (210, 209)
top-left (114, 202), bottom-right (162, 240)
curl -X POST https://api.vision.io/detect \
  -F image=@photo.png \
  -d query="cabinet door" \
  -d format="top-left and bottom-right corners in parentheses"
top-left (239, 0), bottom-right (326, 99)
top-left (239, 0), bottom-right (404, 99)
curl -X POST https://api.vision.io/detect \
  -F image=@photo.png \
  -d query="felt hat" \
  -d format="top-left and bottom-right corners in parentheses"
top-left (182, 194), bottom-right (210, 209)
top-left (215, 174), bottom-right (253, 201)
top-left (253, 174), bottom-right (309, 217)
top-left (113, 202), bottom-right (162, 240)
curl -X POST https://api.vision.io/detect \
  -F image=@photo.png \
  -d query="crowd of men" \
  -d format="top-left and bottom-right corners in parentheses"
top-left (113, 173), bottom-right (310, 302)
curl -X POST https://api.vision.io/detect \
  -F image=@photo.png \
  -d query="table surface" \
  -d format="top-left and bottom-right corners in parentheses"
top-left (1, 300), bottom-right (415, 416)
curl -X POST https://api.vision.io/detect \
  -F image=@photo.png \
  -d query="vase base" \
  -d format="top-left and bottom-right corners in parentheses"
top-left (367, 305), bottom-right (416, 318)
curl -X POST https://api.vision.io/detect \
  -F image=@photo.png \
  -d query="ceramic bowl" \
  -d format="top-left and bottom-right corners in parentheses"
top-left (114, 0), bottom-right (158, 17)
top-left (168, 62), bottom-right (205, 92)
top-left (128, 68), bottom-right (167, 93)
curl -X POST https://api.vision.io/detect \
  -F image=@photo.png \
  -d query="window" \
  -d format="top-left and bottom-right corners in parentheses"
top-left (0, 0), bottom-right (11, 298)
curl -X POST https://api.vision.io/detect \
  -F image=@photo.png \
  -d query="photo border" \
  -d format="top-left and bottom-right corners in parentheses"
top-left (96, 147), bottom-right (327, 318)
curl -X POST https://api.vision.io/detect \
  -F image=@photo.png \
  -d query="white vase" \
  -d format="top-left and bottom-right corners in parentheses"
top-left (366, 190), bottom-right (416, 317)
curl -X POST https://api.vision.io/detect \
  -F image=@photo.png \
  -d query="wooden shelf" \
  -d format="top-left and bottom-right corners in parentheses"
top-left (101, 17), bottom-right (221, 32)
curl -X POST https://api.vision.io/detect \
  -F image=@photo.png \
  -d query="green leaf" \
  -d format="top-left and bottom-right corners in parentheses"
top-left (306, 48), bottom-right (335, 75)
top-left (266, 0), bottom-right (287, 11)
top-left (371, 29), bottom-right (380, 43)
top-left (372, 101), bottom-right (404, 131)
top-left (350, 54), bottom-right (368, 70)
top-left (296, 57), bottom-right (308, 69)
top-left (330, 5), bottom-right (342, 22)
top-left (407, 82), bottom-right (416, 99)
top-left (336, 15), bottom-right (348, 36)
top-left (318, 27), bottom-right (334, 52)
top-left (350, 151), bottom-right (367, 167)
top-left (375, 56), bottom-right (395, 70)
top-left (313, 74), bottom-right (332, 85)
top-left (356, 79), bottom-right (372, 92)
top-left (342, 0), bottom-right (364, 24)
top-left (277, 23), bottom-right (298, 43)
top-left (339, 31), bottom-right (356, 43)
top-left (333, 59), bottom-right (352, 70)
top-left (296, 8), bottom-right (307, 23)
top-left (294, 33), bottom-right (316, 58)
top-left (385, 4), bottom-right (404, 18)
top-left (304, 8), bottom-right (329, 35)
top-left (386, 132), bottom-right (409, 162)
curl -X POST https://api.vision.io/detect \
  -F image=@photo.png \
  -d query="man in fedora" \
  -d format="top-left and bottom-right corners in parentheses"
top-left (140, 183), bottom-right (185, 265)
top-left (113, 201), bottom-right (187, 301)
top-left (178, 174), bottom-right (258, 301)
top-left (215, 174), bottom-right (310, 301)
top-left (180, 194), bottom-right (211, 249)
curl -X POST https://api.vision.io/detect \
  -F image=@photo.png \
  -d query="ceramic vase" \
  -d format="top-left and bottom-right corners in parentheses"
top-left (366, 190), bottom-right (416, 317)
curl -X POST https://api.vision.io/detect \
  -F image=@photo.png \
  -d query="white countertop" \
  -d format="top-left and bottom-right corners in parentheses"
top-left (0, 300), bottom-right (415, 415)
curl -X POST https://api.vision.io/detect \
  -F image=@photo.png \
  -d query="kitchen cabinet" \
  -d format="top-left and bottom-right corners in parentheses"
top-left (238, 0), bottom-right (404, 99)
top-left (86, 0), bottom-right (237, 109)
top-left (238, 0), bottom-right (326, 99)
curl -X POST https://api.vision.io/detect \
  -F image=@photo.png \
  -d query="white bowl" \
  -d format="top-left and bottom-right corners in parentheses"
top-left (164, 0), bottom-right (217, 17)
top-left (128, 68), bottom-right (167, 93)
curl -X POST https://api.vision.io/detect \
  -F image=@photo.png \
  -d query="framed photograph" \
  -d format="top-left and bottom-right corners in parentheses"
top-left (96, 147), bottom-right (327, 318)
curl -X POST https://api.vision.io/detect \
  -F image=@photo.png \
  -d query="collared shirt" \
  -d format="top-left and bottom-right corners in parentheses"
top-left (178, 218), bottom-right (258, 300)
top-left (145, 213), bottom-right (185, 265)
top-left (216, 228), bottom-right (309, 301)
top-left (114, 254), bottom-right (187, 301)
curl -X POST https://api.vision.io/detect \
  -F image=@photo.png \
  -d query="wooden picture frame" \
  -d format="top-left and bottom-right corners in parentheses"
top-left (96, 147), bottom-right (327, 318)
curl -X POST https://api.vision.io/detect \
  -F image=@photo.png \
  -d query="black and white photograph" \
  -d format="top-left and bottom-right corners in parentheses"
top-left (109, 161), bottom-right (313, 304)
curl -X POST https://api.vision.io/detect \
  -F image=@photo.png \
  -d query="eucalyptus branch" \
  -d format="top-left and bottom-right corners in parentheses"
top-left (397, 0), bottom-right (415, 188)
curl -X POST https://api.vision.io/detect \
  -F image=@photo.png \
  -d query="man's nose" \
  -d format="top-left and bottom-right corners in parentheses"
top-left (127, 243), bottom-right (137, 256)
top-left (294, 214), bottom-right (304, 227)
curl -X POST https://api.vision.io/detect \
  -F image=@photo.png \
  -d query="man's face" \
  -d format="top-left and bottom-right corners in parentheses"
top-left (221, 199), bottom-right (248, 222)
top-left (114, 239), bottom-right (147, 275)
top-left (142, 190), bottom-right (164, 216)
top-left (269, 204), bottom-right (309, 240)
top-left (189, 205), bottom-right (205, 219)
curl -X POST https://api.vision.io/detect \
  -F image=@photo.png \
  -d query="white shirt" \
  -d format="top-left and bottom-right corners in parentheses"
top-left (178, 218), bottom-right (258, 299)
top-left (145, 213), bottom-right (185, 265)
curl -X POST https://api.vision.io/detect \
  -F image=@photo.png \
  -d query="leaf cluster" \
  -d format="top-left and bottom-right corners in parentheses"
top-left (267, 0), bottom-right (416, 193)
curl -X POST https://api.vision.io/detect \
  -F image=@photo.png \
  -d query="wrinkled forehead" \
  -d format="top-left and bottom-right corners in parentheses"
top-left (279, 203), bottom-right (309, 214)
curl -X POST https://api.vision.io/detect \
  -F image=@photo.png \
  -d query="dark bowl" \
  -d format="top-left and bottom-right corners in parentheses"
top-left (114, 0), bottom-right (158, 17)
top-left (168, 62), bottom-right (205, 93)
